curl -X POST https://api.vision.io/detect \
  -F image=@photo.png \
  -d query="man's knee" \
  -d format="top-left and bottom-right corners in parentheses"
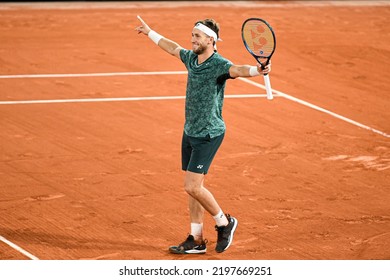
top-left (184, 172), bottom-right (204, 197)
top-left (184, 181), bottom-right (200, 196)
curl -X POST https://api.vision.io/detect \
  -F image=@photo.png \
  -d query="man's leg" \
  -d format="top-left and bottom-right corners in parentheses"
top-left (184, 171), bottom-right (237, 253)
top-left (186, 173), bottom-right (229, 241)
top-left (168, 171), bottom-right (210, 254)
top-left (185, 171), bottom-right (221, 217)
top-left (188, 175), bottom-right (205, 241)
top-left (170, 132), bottom-right (236, 254)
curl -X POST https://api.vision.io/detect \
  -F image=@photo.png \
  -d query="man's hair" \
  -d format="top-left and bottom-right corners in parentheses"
top-left (194, 19), bottom-right (220, 42)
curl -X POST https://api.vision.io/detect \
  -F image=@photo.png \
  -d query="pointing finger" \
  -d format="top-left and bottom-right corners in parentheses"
top-left (137, 15), bottom-right (146, 25)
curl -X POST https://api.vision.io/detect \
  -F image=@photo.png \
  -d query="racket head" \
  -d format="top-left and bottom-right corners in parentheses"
top-left (241, 18), bottom-right (276, 67)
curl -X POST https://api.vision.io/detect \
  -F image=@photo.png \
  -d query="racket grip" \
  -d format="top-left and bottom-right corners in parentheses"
top-left (263, 74), bottom-right (273, 100)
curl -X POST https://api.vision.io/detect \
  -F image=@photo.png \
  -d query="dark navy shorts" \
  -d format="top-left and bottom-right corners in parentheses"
top-left (181, 132), bottom-right (225, 174)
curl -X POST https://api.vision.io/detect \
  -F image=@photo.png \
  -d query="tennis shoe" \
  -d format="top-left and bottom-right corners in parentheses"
top-left (169, 235), bottom-right (207, 254)
top-left (215, 214), bottom-right (238, 253)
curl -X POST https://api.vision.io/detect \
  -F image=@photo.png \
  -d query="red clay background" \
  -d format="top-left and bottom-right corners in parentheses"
top-left (0, 1), bottom-right (389, 260)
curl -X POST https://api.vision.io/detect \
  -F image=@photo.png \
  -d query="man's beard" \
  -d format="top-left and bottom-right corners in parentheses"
top-left (193, 43), bottom-right (206, 55)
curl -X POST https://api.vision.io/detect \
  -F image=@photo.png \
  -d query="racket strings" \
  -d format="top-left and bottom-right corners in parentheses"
top-left (243, 22), bottom-right (274, 57)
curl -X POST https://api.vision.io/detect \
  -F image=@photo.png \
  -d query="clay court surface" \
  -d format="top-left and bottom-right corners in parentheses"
top-left (0, 1), bottom-right (389, 260)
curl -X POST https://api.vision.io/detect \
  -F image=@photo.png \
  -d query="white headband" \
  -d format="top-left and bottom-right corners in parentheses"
top-left (194, 23), bottom-right (218, 42)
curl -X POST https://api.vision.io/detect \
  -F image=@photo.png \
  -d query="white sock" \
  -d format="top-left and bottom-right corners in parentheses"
top-left (190, 223), bottom-right (203, 241)
top-left (213, 210), bottom-right (229, 227)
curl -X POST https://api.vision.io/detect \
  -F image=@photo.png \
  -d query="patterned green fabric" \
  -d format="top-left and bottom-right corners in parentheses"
top-left (180, 49), bottom-right (233, 138)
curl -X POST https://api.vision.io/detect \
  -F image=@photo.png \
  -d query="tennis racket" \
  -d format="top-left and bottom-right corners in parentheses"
top-left (241, 18), bottom-right (276, 100)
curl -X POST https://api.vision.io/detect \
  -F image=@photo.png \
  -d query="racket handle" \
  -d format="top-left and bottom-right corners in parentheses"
top-left (263, 74), bottom-right (273, 100)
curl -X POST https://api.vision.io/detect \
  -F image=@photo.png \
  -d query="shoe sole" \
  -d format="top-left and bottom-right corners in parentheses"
top-left (169, 246), bottom-right (207, 254)
top-left (216, 217), bottom-right (238, 253)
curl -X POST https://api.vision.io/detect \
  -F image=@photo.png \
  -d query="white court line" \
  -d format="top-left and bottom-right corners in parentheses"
top-left (0, 235), bottom-right (40, 260)
top-left (0, 71), bottom-right (187, 79)
top-left (239, 78), bottom-right (390, 138)
top-left (0, 94), bottom-right (268, 105)
top-left (0, 70), bottom-right (388, 138)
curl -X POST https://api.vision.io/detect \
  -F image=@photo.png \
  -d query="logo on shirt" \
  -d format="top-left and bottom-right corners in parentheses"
top-left (197, 165), bottom-right (204, 169)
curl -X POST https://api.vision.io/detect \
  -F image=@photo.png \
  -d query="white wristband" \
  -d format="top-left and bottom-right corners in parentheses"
top-left (249, 66), bottom-right (260, 77)
top-left (148, 30), bottom-right (163, 45)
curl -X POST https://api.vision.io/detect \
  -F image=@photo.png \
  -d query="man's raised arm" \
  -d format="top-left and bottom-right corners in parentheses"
top-left (135, 16), bottom-right (182, 59)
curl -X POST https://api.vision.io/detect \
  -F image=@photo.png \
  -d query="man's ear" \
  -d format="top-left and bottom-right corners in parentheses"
top-left (209, 37), bottom-right (215, 46)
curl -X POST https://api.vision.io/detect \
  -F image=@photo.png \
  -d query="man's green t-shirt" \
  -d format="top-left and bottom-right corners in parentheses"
top-left (180, 49), bottom-right (233, 138)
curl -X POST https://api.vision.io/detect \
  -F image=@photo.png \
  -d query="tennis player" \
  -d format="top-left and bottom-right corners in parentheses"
top-left (135, 16), bottom-right (271, 254)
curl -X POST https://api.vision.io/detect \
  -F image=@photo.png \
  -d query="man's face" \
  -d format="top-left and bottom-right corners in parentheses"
top-left (191, 28), bottom-right (213, 54)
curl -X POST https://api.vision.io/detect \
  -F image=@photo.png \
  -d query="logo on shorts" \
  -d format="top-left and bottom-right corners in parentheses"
top-left (197, 165), bottom-right (204, 169)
